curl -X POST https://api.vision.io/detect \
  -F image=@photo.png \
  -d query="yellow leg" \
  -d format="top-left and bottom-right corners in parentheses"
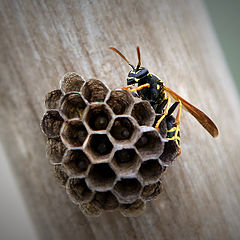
top-left (128, 83), bottom-right (150, 92)
top-left (155, 96), bottom-right (171, 130)
top-left (122, 86), bottom-right (132, 90)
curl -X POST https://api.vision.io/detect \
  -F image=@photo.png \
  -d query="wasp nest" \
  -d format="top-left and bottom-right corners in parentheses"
top-left (41, 72), bottom-right (179, 217)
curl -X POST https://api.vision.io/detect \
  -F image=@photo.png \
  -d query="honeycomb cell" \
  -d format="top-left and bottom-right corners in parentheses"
top-left (131, 101), bottom-right (155, 126)
top-left (111, 148), bottom-right (141, 175)
top-left (66, 177), bottom-right (94, 204)
top-left (141, 181), bottom-right (163, 201)
top-left (60, 93), bottom-right (86, 119)
top-left (61, 120), bottom-right (88, 148)
top-left (135, 127), bottom-right (164, 159)
top-left (113, 178), bottom-right (142, 203)
top-left (110, 117), bottom-right (137, 143)
top-left (60, 72), bottom-right (85, 93)
top-left (119, 199), bottom-right (146, 217)
top-left (86, 163), bottom-right (116, 191)
top-left (79, 201), bottom-right (102, 217)
top-left (41, 110), bottom-right (64, 138)
top-left (53, 164), bottom-right (69, 187)
top-left (84, 104), bottom-right (112, 131)
top-left (81, 79), bottom-right (109, 103)
top-left (85, 134), bottom-right (113, 162)
top-left (106, 89), bottom-right (134, 115)
top-left (93, 191), bottom-right (119, 211)
top-left (63, 149), bottom-right (90, 176)
top-left (139, 159), bottom-right (163, 184)
top-left (46, 138), bottom-right (66, 164)
top-left (45, 89), bottom-right (63, 110)
top-left (160, 141), bottom-right (179, 165)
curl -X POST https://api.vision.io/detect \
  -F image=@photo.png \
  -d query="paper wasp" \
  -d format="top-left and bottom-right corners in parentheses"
top-left (109, 47), bottom-right (219, 155)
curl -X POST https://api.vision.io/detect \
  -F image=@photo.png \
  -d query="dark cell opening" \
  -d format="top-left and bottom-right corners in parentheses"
top-left (89, 134), bottom-right (113, 156)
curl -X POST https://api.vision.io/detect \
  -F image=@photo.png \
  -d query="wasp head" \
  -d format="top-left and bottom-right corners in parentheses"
top-left (127, 67), bottom-right (149, 85)
top-left (109, 46), bottom-right (150, 85)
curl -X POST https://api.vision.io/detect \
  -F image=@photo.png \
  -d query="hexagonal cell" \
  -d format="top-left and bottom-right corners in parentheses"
top-left (61, 120), bottom-right (88, 148)
top-left (85, 104), bottom-right (112, 131)
top-left (141, 181), bottom-right (163, 201)
top-left (53, 164), bottom-right (69, 187)
top-left (41, 110), bottom-right (64, 138)
top-left (63, 149), bottom-right (90, 176)
top-left (46, 138), bottom-right (66, 164)
top-left (106, 89), bottom-right (134, 115)
top-left (86, 163), bottom-right (116, 191)
top-left (110, 117), bottom-right (137, 143)
top-left (85, 134), bottom-right (113, 162)
top-left (66, 177), bottom-right (94, 204)
top-left (45, 89), bottom-right (63, 110)
top-left (119, 199), bottom-right (146, 217)
top-left (139, 159), bottom-right (163, 184)
top-left (135, 127), bottom-right (164, 159)
top-left (60, 72), bottom-right (85, 93)
top-left (79, 201), bottom-right (102, 217)
top-left (131, 101), bottom-right (155, 126)
top-left (81, 79), bottom-right (109, 103)
top-left (111, 148), bottom-right (141, 175)
top-left (160, 140), bottom-right (179, 165)
top-left (93, 191), bottom-right (119, 211)
top-left (60, 93), bottom-right (86, 119)
top-left (113, 178), bottom-right (142, 203)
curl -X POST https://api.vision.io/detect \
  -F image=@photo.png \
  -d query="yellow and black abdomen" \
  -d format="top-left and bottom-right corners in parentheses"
top-left (166, 115), bottom-right (180, 145)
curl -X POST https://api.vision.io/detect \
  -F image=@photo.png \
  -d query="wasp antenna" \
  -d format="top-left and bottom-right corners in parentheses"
top-left (109, 47), bottom-right (134, 69)
top-left (136, 46), bottom-right (141, 70)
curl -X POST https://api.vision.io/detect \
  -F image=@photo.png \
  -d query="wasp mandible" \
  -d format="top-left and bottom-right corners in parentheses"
top-left (109, 47), bottom-right (219, 155)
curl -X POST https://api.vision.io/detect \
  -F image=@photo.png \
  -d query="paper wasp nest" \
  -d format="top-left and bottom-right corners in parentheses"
top-left (41, 72), bottom-right (179, 217)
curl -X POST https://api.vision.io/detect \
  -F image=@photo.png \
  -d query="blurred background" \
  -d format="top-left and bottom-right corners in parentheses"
top-left (0, 1), bottom-right (239, 239)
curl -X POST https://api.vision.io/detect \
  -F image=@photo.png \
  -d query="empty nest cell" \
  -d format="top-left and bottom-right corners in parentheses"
top-left (106, 90), bottom-right (133, 115)
top-left (81, 79), bottom-right (109, 102)
top-left (63, 149), bottom-right (90, 176)
top-left (66, 178), bottom-right (93, 203)
top-left (113, 178), bottom-right (142, 203)
top-left (112, 148), bottom-right (141, 174)
top-left (86, 134), bottom-right (113, 160)
top-left (41, 110), bottom-right (64, 138)
top-left (60, 93), bottom-right (86, 119)
top-left (60, 72), bottom-right (85, 93)
top-left (85, 104), bottom-right (112, 131)
top-left (131, 101), bottom-right (155, 126)
top-left (86, 163), bottom-right (116, 191)
top-left (45, 89), bottom-right (63, 110)
top-left (110, 117), bottom-right (135, 142)
top-left (61, 120), bottom-right (88, 147)
top-left (135, 128), bottom-right (164, 159)
top-left (93, 191), bottom-right (119, 211)
top-left (139, 159), bottom-right (163, 184)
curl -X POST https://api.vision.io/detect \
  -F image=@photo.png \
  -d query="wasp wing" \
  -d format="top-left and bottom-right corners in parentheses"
top-left (164, 86), bottom-right (219, 138)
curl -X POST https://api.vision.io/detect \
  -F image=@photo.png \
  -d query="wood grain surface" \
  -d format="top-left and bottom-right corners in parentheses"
top-left (0, 0), bottom-right (240, 239)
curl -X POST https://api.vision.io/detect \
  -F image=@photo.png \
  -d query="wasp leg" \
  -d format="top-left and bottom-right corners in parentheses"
top-left (128, 83), bottom-right (150, 92)
top-left (155, 96), bottom-right (171, 130)
top-left (122, 86), bottom-right (132, 90)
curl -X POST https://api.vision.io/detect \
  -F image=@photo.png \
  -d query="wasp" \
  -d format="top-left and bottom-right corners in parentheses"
top-left (109, 47), bottom-right (219, 155)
